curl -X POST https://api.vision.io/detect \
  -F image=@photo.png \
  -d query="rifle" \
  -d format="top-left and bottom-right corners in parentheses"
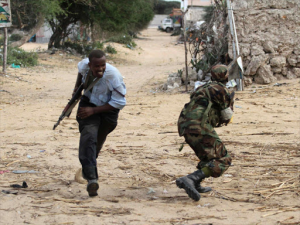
top-left (53, 75), bottom-right (100, 130)
top-left (53, 84), bottom-right (84, 130)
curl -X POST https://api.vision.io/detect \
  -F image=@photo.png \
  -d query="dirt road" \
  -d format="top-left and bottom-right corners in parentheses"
top-left (0, 29), bottom-right (299, 225)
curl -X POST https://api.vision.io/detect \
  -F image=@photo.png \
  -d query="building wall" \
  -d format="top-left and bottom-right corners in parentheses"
top-left (185, 7), bottom-right (206, 22)
top-left (181, 0), bottom-right (211, 11)
top-left (36, 24), bottom-right (53, 43)
top-left (188, 0), bottom-right (211, 7)
top-left (181, 0), bottom-right (211, 27)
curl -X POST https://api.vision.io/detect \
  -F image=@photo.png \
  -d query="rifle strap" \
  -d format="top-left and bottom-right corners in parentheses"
top-left (113, 87), bottom-right (126, 98)
top-left (83, 70), bottom-right (125, 98)
top-left (83, 70), bottom-right (92, 89)
top-left (83, 76), bottom-right (101, 95)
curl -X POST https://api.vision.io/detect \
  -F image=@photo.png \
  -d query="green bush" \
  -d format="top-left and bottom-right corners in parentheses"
top-left (0, 47), bottom-right (38, 67)
top-left (105, 45), bottom-right (117, 54)
top-left (64, 35), bottom-right (136, 54)
top-left (106, 34), bottom-right (136, 47)
top-left (92, 41), bottom-right (104, 50)
top-left (191, 58), bottom-right (210, 73)
top-left (64, 41), bottom-right (85, 54)
top-left (9, 34), bottom-right (23, 42)
top-left (130, 41), bottom-right (137, 48)
top-left (64, 41), bottom-right (104, 54)
top-left (177, 69), bottom-right (183, 78)
top-left (0, 34), bottom-right (23, 46)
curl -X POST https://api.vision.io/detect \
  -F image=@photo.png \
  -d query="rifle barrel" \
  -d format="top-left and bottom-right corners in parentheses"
top-left (53, 84), bottom-right (84, 130)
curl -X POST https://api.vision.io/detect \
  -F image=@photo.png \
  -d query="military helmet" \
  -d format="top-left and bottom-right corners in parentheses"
top-left (211, 64), bottom-right (228, 82)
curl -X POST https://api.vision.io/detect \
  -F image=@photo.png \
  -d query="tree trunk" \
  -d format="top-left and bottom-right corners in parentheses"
top-left (16, 10), bottom-right (25, 29)
top-left (10, 16), bottom-right (45, 48)
top-left (48, 28), bottom-right (63, 49)
top-left (48, 18), bottom-right (77, 49)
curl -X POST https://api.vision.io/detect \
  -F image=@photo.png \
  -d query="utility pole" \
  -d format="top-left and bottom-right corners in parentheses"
top-left (3, 28), bottom-right (8, 73)
top-left (183, 10), bottom-right (189, 92)
top-left (226, 0), bottom-right (243, 91)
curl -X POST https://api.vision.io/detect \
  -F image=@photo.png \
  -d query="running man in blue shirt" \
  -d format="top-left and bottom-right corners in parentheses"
top-left (73, 50), bottom-right (126, 197)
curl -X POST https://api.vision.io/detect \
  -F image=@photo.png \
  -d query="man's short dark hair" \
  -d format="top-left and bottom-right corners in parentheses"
top-left (89, 50), bottom-right (105, 62)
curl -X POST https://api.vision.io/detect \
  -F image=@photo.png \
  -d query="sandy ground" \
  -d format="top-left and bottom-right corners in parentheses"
top-left (0, 28), bottom-right (299, 225)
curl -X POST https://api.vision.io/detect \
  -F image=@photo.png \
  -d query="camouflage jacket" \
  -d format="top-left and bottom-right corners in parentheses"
top-left (178, 81), bottom-right (233, 136)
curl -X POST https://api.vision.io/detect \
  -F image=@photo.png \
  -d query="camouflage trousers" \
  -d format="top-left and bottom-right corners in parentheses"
top-left (183, 131), bottom-right (232, 178)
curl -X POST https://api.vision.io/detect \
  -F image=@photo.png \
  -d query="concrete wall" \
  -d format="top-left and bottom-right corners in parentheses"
top-left (36, 24), bottom-right (53, 43)
top-left (185, 7), bottom-right (206, 22)
top-left (181, 0), bottom-right (212, 11)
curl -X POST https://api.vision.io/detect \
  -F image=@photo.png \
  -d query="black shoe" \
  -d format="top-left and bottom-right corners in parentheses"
top-left (87, 179), bottom-right (99, 197)
top-left (176, 176), bottom-right (201, 201)
top-left (176, 170), bottom-right (206, 201)
top-left (195, 183), bottom-right (212, 193)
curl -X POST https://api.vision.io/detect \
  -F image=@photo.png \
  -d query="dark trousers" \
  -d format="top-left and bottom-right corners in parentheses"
top-left (77, 97), bottom-right (119, 180)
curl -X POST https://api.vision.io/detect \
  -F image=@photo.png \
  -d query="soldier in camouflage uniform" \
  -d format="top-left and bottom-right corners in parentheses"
top-left (176, 65), bottom-right (235, 201)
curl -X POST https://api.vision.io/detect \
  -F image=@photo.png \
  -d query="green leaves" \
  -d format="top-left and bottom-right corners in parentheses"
top-left (89, 0), bottom-right (155, 33)
top-left (153, 0), bottom-right (180, 14)
top-left (12, 0), bottom-right (155, 48)
top-left (11, 0), bottom-right (63, 31)
top-left (0, 47), bottom-right (38, 67)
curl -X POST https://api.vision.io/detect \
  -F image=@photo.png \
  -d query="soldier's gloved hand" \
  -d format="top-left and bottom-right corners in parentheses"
top-left (223, 119), bottom-right (230, 126)
top-left (220, 107), bottom-right (233, 126)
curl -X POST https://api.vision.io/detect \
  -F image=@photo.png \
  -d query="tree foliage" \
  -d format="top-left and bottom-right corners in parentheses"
top-left (11, 0), bottom-right (63, 31)
top-left (10, 0), bottom-right (155, 49)
top-left (84, 0), bottom-right (155, 35)
top-left (153, 0), bottom-right (181, 14)
top-left (47, 0), bottom-right (155, 48)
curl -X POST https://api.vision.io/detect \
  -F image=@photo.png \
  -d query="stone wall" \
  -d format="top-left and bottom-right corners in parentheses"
top-left (231, 0), bottom-right (300, 85)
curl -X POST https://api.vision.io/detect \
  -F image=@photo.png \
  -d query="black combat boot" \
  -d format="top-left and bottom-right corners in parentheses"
top-left (195, 183), bottom-right (212, 193)
top-left (176, 170), bottom-right (206, 201)
top-left (194, 165), bottom-right (212, 193)
top-left (82, 166), bottom-right (99, 197)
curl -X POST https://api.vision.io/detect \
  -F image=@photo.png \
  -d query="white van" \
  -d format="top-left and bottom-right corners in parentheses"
top-left (159, 18), bottom-right (181, 33)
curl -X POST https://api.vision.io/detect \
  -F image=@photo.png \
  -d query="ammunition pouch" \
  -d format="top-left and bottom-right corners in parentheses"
top-left (200, 100), bottom-right (221, 127)
top-left (200, 85), bottom-right (222, 127)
